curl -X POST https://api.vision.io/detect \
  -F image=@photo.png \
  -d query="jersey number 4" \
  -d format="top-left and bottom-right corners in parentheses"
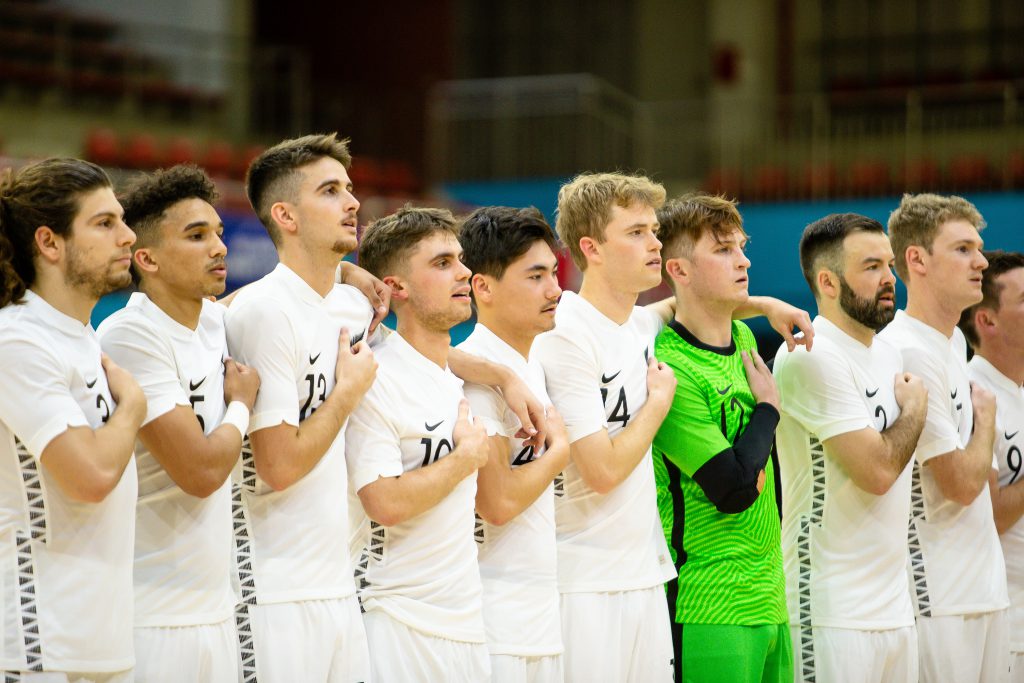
top-left (601, 387), bottom-right (631, 427)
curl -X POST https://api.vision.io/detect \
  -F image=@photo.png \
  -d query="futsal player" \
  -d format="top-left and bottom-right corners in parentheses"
top-left (530, 174), bottom-right (812, 682)
top-left (458, 206), bottom-right (571, 681)
top-left (960, 250), bottom-right (1024, 681)
top-left (97, 165), bottom-right (260, 682)
top-left (225, 133), bottom-right (379, 682)
top-left (774, 213), bottom-right (927, 682)
top-left (878, 193), bottom-right (1009, 683)
top-left (347, 206), bottom-right (491, 681)
top-left (0, 158), bottom-right (145, 680)
top-left (652, 193), bottom-right (790, 682)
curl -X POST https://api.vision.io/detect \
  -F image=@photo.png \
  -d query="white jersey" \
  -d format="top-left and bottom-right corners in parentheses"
top-left (531, 291), bottom-right (675, 593)
top-left (346, 332), bottom-right (485, 644)
top-left (458, 323), bottom-right (563, 657)
top-left (879, 310), bottom-right (1008, 616)
top-left (224, 263), bottom-right (373, 605)
top-left (0, 291), bottom-right (137, 672)
top-left (969, 355), bottom-right (1024, 649)
top-left (774, 316), bottom-right (914, 630)
top-left (97, 293), bottom-right (236, 627)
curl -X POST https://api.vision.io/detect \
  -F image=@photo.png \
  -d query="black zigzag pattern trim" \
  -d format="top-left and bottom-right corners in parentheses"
top-left (15, 530), bottom-right (42, 673)
top-left (16, 439), bottom-right (46, 544)
top-left (232, 482), bottom-right (258, 682)
top-left (795, 436), bottom-right (827, 683)
top-left (908, 461), bottom-right (932, 618)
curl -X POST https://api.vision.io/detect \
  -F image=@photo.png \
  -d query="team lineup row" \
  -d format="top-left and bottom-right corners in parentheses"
top-left (0, 132), bottom-right (1019, 683)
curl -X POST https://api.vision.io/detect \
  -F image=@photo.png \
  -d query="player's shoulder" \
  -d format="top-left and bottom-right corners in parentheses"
top-left (96, 299), bottom-right (156, 335)
top-left (224, 277), bottom-right (294, 329)
top-left (628, 303), bottom-right (662, 334)
top-left (198, 297), bottom-right (227, 328)
top-left (329, 282), bottom-right (373, 311)
top-left (876, 312), bottom-right (918, 349)
top-left (774, 330), bottom-right (842, 374)
top-left (730, 319), bottom-right (756, 349)
top-left (97, 307), bottom-right (167, 355)
top-left (532, 319), bottom-right (591, 360)
top-left (0, 302), bottom-right (54, 352)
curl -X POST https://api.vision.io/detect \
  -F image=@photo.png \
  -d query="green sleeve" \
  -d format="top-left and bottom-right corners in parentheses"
top-left (653, 362), bottom-right (731, 478)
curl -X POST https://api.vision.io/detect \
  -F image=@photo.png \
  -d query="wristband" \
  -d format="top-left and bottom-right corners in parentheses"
top-left (221, 401), bottom-right (251, 438)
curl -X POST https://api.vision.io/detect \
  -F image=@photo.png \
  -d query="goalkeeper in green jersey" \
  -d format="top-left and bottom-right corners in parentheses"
top-left (653, 194), bottom-right (791, 683)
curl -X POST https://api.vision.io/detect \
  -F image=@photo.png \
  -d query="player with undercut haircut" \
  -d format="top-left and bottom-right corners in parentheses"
top-left (775, 213), bottom-right (927, 683)
top-left (532, 174), bottom-right (811, 682)
top-left (959, 250), bottom-right (1024, 682)
top-left (226, 132), bottom-right (380, 682)
top-left (458, 205), bottom-right (570, 681)
top-left (97, 164), bottom-right (260, 683)
top-left (347, 206), bottom-right (492, 681)
top-left (653, 193), bottom-right (791, 683)
top-left (0, 158), bottom-right (145, 680)
top-left (879, 193), bottom-right (1008, 683)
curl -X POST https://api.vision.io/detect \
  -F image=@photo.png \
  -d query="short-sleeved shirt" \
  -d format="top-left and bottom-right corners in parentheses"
top-left (878, 310), bottom-right (1008, 616)
top-left (774, 316), bottom-right (914, 630)
top-left (346, 332), bottom-right (485, 644)
top-left (531, 291), bottom-right (675, 593)
top-left (458, 323), bottom-right (562, 657)
top-left (653, 319), bottom-right (787, 626)
top-left (224, 263), bottom-right (374, 605)
top-left (98, 293), bottom-right (236, 628)
top-left (0, 291), bottom-right (137, 672)
top-left (968, 355), bottom-right (1024, 647)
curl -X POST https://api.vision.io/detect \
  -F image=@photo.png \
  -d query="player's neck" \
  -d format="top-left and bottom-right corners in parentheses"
top-left (976, 347), bottom-right (1024, 387)
top-left (578, 273), bottom-right (638, 325)
top-left (29, 269), bottom-right (97, 325)
top-left (140, 280), bottom-right (202, 330)
top-left (674, 295), bottom-right (733, 347)
top-left (397, 316), bottom-right (452, 369)
top-left (904, 286), bottom-right (961, 337)
top-left (821, 304), bottom-right (874, 347)
top-left (476, 313), bottom-right (532, 361)
top-left (278, 243), bottom-right (340, 299)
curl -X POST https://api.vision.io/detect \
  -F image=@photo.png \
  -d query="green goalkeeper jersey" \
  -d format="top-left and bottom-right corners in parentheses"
top-left (653, 319), bottom-right (787, 626)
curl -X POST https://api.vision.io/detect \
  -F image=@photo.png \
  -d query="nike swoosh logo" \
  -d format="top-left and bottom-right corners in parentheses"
top-left (425, 420), bottom-right (443, 431)
top-left (866, 387), bottom-right (879, 398)
top-left (85, 377), bottom-right (98, 389)
top-left (1007, 431), bottom-right (1020, 440)
top-left (189, 377), bottom-right (205, 391)
top-left (309, 352), bottom-right (321, 365)
top-left (717, 384), bottom-right (732, 395)
top-left (601, 370), bottom-right (621, 384)
top-left (350, 329), bottom-right (365, 346)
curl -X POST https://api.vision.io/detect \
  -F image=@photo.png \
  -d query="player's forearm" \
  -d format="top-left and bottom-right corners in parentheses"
top-left (361, 449), bottom-right (479, 526)
top-left (645, 296), bottom-right (676, 325)
top-left (692, 403), bottom-right (778, 513)
top-left (964, 418), bottom-right (998, 487)
top-left (932, 446), bottom-right (993, 507)
top-left (478, 442), bottom-right (567, 526)
top-left (447, 347), bottom-right (506, 386)
top-left (144, 422), bottom-right (243, 498)
top-left (993, 475), bottom-right (1024, 534)
top-left (581, 399), bottom-right (671, 494)
top-left (878, 400), bottom-right (927, 485)
top-left (734, 296), bottom-right (774, 320)
top-left (67, 411), bottom-right (140, 502)
top-left (253, 390), bottom-right (354, 490)
top-left (182, 425), bottom-right (246, 497)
